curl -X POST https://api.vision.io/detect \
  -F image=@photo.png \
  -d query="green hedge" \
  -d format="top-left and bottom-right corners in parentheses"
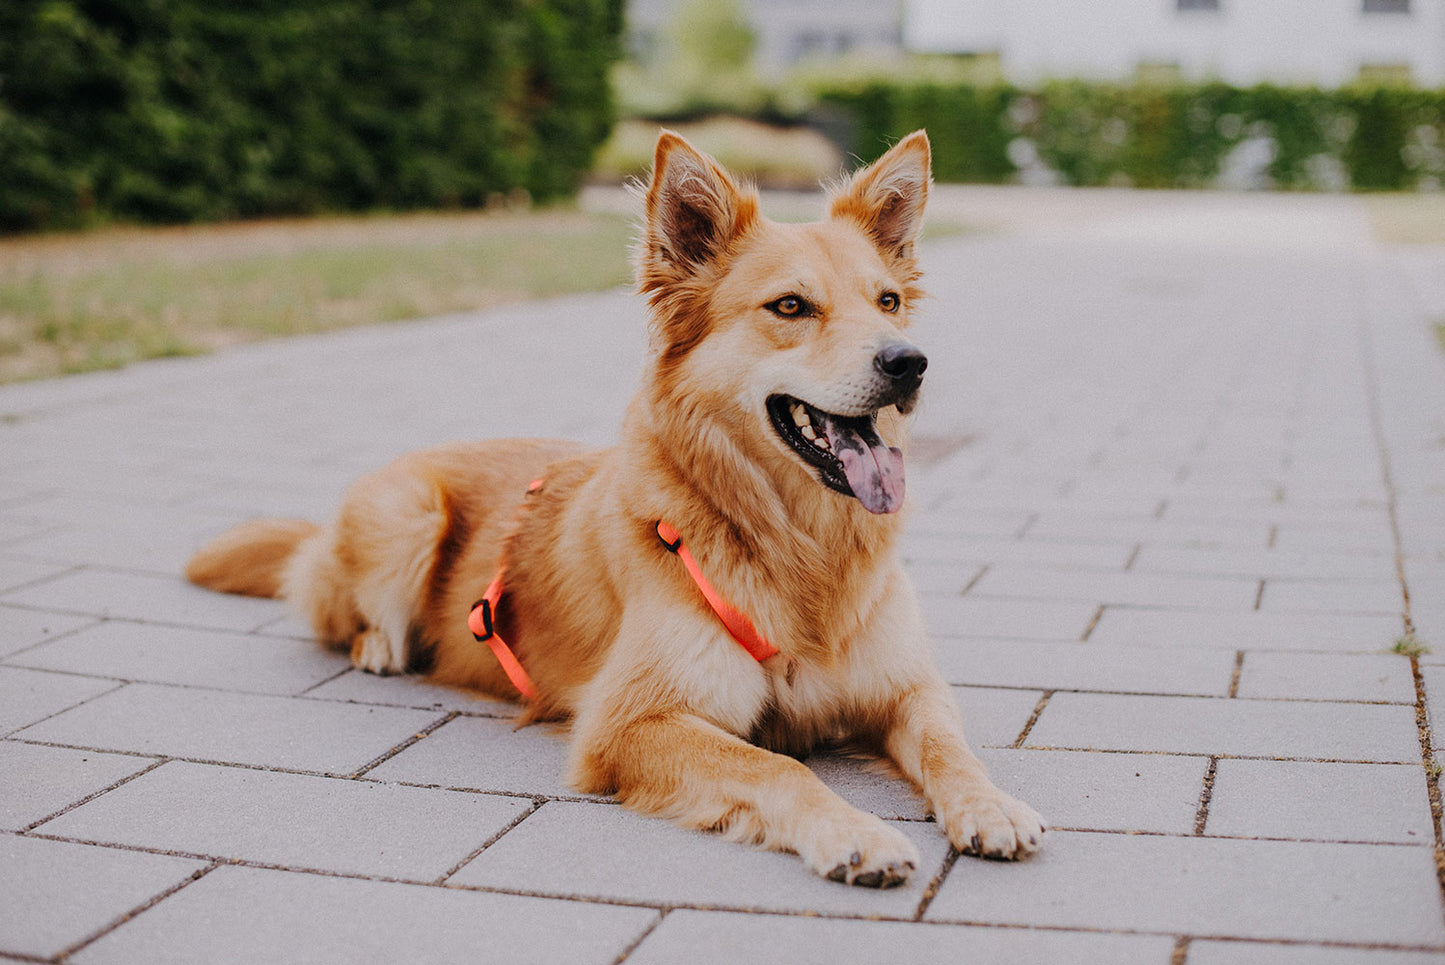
top-left (0, 0), bottom-right (624, 232)
top-left (819, 80), bottom-right (1445, 191)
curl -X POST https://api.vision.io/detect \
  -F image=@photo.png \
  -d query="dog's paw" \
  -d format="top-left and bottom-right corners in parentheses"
top-left (349, 629), bottom-right (405, 675)
top-left (936, 786), bottom-right (1046, 860)
top-left (803, 814), bottom-right (920, 888)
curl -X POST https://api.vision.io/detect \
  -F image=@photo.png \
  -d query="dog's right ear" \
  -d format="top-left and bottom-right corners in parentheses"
top-left (641, 131), bottom-right (758, 288)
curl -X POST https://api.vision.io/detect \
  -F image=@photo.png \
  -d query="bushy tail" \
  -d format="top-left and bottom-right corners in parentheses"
top-left (185, 519), bottom-right (322, 599)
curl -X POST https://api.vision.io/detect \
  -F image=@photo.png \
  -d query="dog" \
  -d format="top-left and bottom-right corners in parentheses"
top-left (186, 129), bottom-right (1046, 886)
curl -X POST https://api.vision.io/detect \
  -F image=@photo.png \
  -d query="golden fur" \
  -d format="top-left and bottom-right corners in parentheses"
top-left (186, 130), bottom-right (1046, 885)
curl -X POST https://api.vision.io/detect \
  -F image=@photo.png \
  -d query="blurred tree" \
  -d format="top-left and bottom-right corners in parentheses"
top-left (0, 0), bottom-right (624, 231)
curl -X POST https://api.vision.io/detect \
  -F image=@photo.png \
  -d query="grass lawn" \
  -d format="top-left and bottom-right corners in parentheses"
top-left (0, 208), bottom-right (634, 384)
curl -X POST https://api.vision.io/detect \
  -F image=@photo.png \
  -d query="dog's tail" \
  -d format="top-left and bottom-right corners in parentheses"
top-left (186, 519), bottom-right (321, 599)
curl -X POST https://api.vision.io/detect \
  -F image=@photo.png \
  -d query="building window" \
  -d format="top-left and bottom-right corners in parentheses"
top-left (1362, 0), bottom-right (1410, 12)
top-left (1177, 0), bottom-right (1221, 11)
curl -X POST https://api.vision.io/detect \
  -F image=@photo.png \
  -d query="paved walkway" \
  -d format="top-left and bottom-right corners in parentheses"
top-left (3, 186), bottom-right (1445, 963)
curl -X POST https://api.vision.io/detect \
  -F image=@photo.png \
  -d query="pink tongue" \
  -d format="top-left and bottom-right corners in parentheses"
top-left (837, 442), bottom-right (906, 514)
top-left (812, 413), bottom-right (905, 515)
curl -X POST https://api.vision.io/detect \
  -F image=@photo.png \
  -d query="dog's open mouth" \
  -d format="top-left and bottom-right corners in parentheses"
top-left (766, 395), bottom-right (905, 515)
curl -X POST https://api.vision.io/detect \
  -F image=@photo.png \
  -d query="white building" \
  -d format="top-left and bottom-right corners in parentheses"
top-left (628, 0), bottom-right (904, 79)
top-left (905, 0), bottom-right (1445, 88)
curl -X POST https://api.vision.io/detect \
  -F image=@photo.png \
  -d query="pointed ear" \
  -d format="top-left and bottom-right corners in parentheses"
top-left (642, 130), bottom-right (758, 282)
top-left (829, 130), bottom-right (931, 260)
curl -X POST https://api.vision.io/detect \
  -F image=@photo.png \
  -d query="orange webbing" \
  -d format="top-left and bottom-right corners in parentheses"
top-left (467, 480), bottom-right (544, 701)
top-left (655, 521), bottom-right (780, 663)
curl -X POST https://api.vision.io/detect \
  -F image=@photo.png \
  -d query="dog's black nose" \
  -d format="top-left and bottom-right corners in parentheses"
top-left (874, 343), bottom-right (928, 393)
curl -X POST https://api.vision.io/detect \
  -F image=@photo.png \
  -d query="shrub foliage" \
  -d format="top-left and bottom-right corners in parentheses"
top-left (819, 80), bottom-right (1445, 191)
top-left (0, 0), bottom-right (624, 231)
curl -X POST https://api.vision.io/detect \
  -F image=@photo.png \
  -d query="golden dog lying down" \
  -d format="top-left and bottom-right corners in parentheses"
top-left (187, 129), bottom-right (1046, 886)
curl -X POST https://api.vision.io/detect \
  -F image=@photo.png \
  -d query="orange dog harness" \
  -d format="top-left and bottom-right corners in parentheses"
top-left (468, 482), bottom-right (779, 700)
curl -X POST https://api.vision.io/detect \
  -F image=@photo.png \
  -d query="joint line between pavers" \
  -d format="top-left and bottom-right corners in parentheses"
top-left (1080, 604), bottom-right (1106, 641)
top-left (1170, 935), bottom-right (1190, 965)
top-left (610, 908), bottom-right (669, 965)
top-left (51, 859), bottom-right (221, 963)
top-left (1013, 512), bottom-right (1039, 539)
top-left (911, 845), bottom-right (962, 921)
top-left (1192, 755), bottom-right (1219, 835)
top-left (19, 756), bottom-right (168, 834)
top-left (436, 798), bottom-right (541, 885)
top-left (1352, 265), bottom-right (1413, 639)
top-left (348, 710), bottom-right (458, 779)
top-left (296, 664), bottom-right (355, 696)
top-left (0, 679), bottom-right (127, 740)
top-left (959, 564), bottom-right (990, 597)
top-left (1227, 651), bottom-right (1244, 698)
top-left (1253, 579), bottom-right (1266, 610)
top-left (1012, 691), bottom-right (1053, 749)
top-left (0, 613), bottom-right (102, 661)
top-left (1406, 653), bottom-right (1445, 895)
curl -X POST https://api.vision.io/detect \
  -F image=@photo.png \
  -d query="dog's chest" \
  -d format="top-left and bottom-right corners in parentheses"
top-left (748, 655), bottom-right (858, 752)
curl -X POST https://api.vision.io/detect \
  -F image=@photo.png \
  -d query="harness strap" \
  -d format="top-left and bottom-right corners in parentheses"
top-left (468, 483), bottom-right (780, 702)
top-left (656, 521), bottom-right (780, 663)
top-left (467, 480), bottom-right (543, 701)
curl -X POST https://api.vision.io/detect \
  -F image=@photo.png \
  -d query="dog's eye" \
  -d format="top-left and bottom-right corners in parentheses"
top-left (767, 296), bottom-right (810, 318)
top-left (878, 291), bottom-right (901, 313)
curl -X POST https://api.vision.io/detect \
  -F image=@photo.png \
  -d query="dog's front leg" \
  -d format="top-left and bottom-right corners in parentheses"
top-left (884, 679), bottom-right (1046, 860)
top-left (574, 708), bottom-right (921, 886)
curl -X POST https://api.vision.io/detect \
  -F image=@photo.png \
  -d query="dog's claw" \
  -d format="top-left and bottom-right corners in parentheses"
top-left (827, 864), bottom-right (848, 883)
top-left (853, 869), bottom-right (884, 888)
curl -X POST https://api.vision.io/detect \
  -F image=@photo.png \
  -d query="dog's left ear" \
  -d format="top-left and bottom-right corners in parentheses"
top-left (829, 130), bottom-right (931, 261)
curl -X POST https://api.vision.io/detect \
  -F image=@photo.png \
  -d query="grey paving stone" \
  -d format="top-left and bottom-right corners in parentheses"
top-left (0, 666), bottom-right (119, 737)
top-left (1188, 940), bottom-right (1445, 964)
top-left (366, 715), bottom-right (589, 798)
top-left (450, 799), bottom-right (950, 917)
top-left (904, 534), bottom-right (1135, 571)
top-left (1259, 579), bottom-right (1404, 616)
top-left (980, 748), bottom-right (1207, 834)
top-left (0, 568), bottom-right (285, 632)
top-left (1025, 693), bottom-right (1421, 762)
top-left (303, 667), bottom-right (518, 716)
top-left (1024, 514), bottom-right (1271, 549)
top-left (0, 743), bottom-right (156, 831)
top-left (15, 682), bottom-right (443, 774)
top-left (1130, 545), bottom-right (1399, 582)
top-left (39, 761), bottom-right (531, 879)
top-left (626, 909), bottom-right (1176, 965)
top-left (925, 830), bottom-right (1445, 945)
top-left (932, 638), bottom-right (1236, 695)
top-left (8, 620), bottom-right (349, 695)
top-left (0, 834), bottom-right (206, 960)
top-left (1272, 522), bottom-right (1399, 557)
top-left (1235, 651), bottom-right (1417, 703)
top-left (969, 567), bottom-right (1260, 610)
top-left (922, 595), bottom-right (1098, 642)
top-left (0, 557), bottom-right (72, 594)
top-left (0, 604), bottom-right (94, 658)
top-left (954, 685), bottom-right (1044, 748)
top-left (1088, 608), bottom-right (1402, 652)
top-left (803, 751), bottom-right (927, 820)
top-left (72, 865), bottom-right (657, 965)
top-left (1, 503), bottom-right (249, 574)
top-left (1205, 759), bottom-right (1433, 844)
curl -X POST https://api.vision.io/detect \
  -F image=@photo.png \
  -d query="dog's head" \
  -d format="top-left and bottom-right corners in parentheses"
top-left (637, 130), bottom-right (932, 517)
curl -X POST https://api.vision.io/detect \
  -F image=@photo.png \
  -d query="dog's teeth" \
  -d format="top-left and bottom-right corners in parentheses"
top-left (800, 424), bottom-right (817, 440)
top-left (791, 403), bottom-right (810, 428)
top-left (814, 436), bottom-right (831, 450)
